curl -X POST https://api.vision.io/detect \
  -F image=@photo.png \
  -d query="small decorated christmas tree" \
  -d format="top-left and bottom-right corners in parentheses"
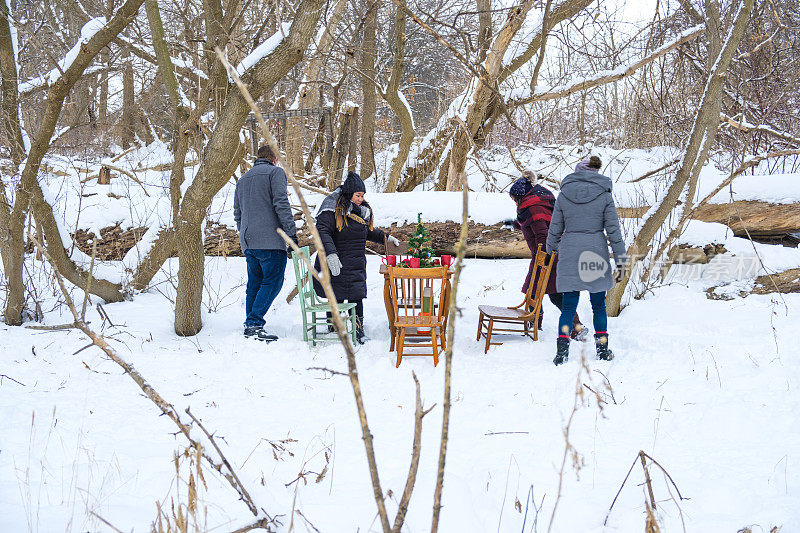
top-left (406, 213), bottom-right (436, 267)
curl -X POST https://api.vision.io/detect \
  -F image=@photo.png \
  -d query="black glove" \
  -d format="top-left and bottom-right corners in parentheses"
top-left (287, 234), bottom-right (299, 257)
top-left (613, 265), bottom-right (624, 283)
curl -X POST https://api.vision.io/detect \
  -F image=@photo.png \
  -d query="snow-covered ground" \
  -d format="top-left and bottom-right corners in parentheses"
top-left (2, 142), bottom-right (798, 531)
top-left (1, 254), bottom-right (798, 532)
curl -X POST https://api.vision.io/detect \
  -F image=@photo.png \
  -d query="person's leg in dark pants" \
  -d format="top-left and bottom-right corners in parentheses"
top-left (353, 299), bottom-right (367, 343)
top-left (589, 291), bottom-right (613, 360)
top-left (554, 291), bottom-right (579, 365)
top-left (327, 299), bottom-right (366, 342)
top-left (588, 291), bottom-right (607, 333)
top-left (245, 249), bottom-right (263, 322)
top-left (245, 249), bottom-right (287, 330)
top-left (558, 292), bottom-right (579, 337)
top-left (549, 292), bottom-right (585, 339)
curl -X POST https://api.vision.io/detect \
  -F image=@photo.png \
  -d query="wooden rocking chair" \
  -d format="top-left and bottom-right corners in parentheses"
top-left (476, 245), bottom-right (555, 354)
top-left (388, 265), bottom-right (449, 367)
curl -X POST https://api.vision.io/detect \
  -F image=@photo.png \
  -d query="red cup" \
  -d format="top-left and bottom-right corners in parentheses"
top-left (440, 255), bottom-right (452, 266)
top-left (383, 255), bottom-right (397, 266)
top-left (409, 257), bottom-right (421, 268)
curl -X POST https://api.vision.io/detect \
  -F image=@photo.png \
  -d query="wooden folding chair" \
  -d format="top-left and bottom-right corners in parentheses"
top-left (291, 246), bottom-right (358, 346)
top-left (388, 265), bottom-right (449, 367)
top-left (476, 245), bottom-right (555, 354)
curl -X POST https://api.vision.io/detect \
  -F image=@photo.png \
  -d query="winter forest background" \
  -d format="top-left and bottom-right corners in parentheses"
top-left (1, 0), bottom-right (799, 531)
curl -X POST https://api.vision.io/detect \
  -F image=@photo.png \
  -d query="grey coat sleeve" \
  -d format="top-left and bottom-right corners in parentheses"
top-left (546, 198), bottom-right (564, 254)
top-left (271, 167), bottom-right (297, 238)
top-left (603, 193), bottom-right (627, 266)
top-left (233, 184), bottom-right (241, 230)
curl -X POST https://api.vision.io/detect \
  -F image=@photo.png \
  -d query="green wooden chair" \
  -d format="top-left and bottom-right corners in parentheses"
top-left (291, 246), bottom-right (358, 346)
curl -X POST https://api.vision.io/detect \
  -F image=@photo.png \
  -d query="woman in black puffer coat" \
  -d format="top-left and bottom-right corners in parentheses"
top-left (313, 172), bottom-right (399, 343)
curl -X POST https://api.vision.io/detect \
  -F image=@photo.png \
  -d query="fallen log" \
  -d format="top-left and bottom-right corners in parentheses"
top-left (752, 268), bottom-right (800, 294)
top-left (66, 199), bottom-right (799, 261)
top-left (619, 200), bottom-right (800, 236)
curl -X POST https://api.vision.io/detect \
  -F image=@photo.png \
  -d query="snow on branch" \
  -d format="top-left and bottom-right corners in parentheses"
top-left (506, 24), bottom-right (705, 107)
top-left (117, 34), bottom-right (209, 81)
top-left (17, 17), bottom-right (107, 94)
top-left (500, 0), bottom-right (592, 78)
top-left (235, 22), bottom-right (292, 77)
top-left (720, 113), bottom-right (800, 147)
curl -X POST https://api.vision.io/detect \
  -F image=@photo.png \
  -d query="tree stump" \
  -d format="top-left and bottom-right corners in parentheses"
top-left (98, 166), bottom-right (112, 185)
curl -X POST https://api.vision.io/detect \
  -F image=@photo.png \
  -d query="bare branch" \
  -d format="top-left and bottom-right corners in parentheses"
top-left (431, 163), bottom-right (469, 531)
top-left (27, 234), bottom-right (266, 519)
top-left (216, 47), bottom-right (393, 533)
top-left (509, 25), bottom-right (705, 107)
top-left (392, 371), bottom-right (430, 532)
top-left (720, 113), bottom-right (800, 147)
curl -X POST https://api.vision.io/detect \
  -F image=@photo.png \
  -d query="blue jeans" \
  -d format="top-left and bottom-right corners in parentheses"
top-left (558, 291), bottom-right (607, 337)
top-left (244, 249), bottom-right (287, 328)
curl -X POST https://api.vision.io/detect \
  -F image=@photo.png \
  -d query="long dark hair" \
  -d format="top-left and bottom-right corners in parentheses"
top-left (334, 193), bottom-right (374, 231)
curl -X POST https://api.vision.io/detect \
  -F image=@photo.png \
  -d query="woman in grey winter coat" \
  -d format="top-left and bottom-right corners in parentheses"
top-left (546, 155), bottom-right (626, 365)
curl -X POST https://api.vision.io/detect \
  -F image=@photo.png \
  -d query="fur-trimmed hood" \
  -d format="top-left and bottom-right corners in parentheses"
top-left (315, 188), bottom-right (372, 222)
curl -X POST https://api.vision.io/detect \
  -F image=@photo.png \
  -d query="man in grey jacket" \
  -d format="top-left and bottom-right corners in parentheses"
top-left (234, 144), bottom-right (298, 341)
top-left (546, 155), bottom-right (626, 365)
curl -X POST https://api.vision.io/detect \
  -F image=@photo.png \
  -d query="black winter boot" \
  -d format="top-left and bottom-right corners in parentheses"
top-left (553, 337), bottom-right (569, 366)
top-left (595, 334), bottom-right (614, 361)
top-left (570, 315), bottom-right (588, 341)
top-left (355, 317), bottom-right (368, 345)
top-left (527, 305), bottom-right (543, 331)
top-left (244, 326), bottom-right (278, 342)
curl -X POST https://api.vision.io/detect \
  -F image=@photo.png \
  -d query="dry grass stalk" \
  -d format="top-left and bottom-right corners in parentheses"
top-left (604, 450), bottom-right (688, 528)
top-left (213, 47), bottom-right (394, 533)
top-left (547, 354), bottom-right (591, 533)
top-left (431, 176), bottom-right (469, 533)
top-left (392, 371), bottom-right (435, 533)
top-left (27, 234), bottom-right (272, 526)
top-left (645, 500), bottom-right (662, 533)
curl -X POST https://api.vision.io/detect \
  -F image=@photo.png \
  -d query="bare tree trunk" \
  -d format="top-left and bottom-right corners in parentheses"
top-left (444, 0), bottom-right (537, 191)
top-left (348, 105), bottom-right (359, 173)
top-left (0, 0), bottom-right (27, 324)
top-left (0, 23), bottom-right (27, 323)
top-left (129, 228), bottom-right (177, 291)
top-left (203, 0), bottom-right (230, 115)
top-left (145, 0), bottom-right (193, 229)
top-left (2, 208), bottom-right (25, 325)
top-left (398, 123), bottom-right (454, 191)
top-left (382, 4), bottom-right (415, 192)
top-left (285, 0), bottom-right (348, 179)
top-left (174, 216), bottom-right (207, 336)
top-left (121, 48), bottom-right (136, 148)
top-left (145, 0), bottom-right (182, 109)
top-left (397, 0), bottom-right (592, 192)
top-left (606, 0), bottom-right (754, 316)
top-left (172, 0), bottom-right (324, 335)
top-left (476, 0), bottom-right (492, 64)
top-left (0, 1), bottom-right (25, 166)
top-left (98, 1), bottom-right (115, 148)
top-left (327, 107), bottom-right (352, 188)
top-left (360, 0), bottom-right (379, 180)
top-left (2, 0), bottom-right (142, 325)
